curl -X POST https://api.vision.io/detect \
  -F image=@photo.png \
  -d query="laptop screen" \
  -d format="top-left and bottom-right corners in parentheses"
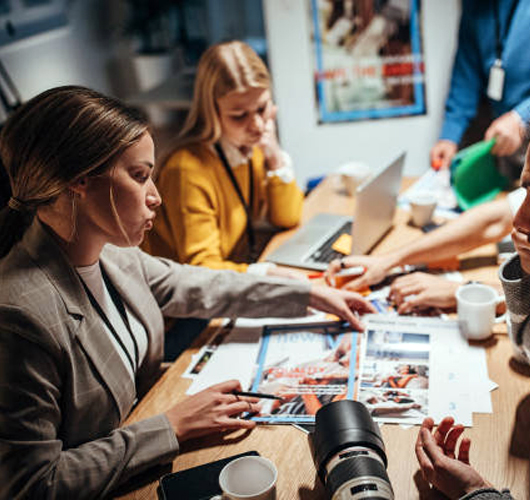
top-left (351, 152), bottom-right (406, 254)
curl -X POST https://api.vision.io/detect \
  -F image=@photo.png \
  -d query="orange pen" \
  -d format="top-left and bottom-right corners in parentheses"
top-left (333, 266), bottom-right (366, 288)
top-left (431, 158), bottom-right (443, 171)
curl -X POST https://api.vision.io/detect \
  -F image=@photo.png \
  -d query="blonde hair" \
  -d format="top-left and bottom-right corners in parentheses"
top-left (177, 40), bottom-right (271, 148)
top-left (0, 85), bottom-right (149, 258)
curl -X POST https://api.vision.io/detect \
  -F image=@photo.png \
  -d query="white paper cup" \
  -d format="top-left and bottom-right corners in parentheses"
top-left (456, 283), bottom-right (506, 340)
top-left (340, 173), bottom-right (360, 196)
top-left (333, 162), bottom-right (372, 196)
top-left (212, 456), bottom-right (277, 500)
top-left (409, 192), bottom-right (437, 227)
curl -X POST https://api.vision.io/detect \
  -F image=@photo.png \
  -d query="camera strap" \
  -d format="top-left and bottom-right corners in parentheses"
top-left (80, 264), bottom-right (139, 375)
top-left (214, 142), bottom-right (257, 261)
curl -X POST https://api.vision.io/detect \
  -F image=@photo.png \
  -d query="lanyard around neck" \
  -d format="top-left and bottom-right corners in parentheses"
top-left (214, 142), bottom-right (256, 259)
top-left (494, 0), bottom-right (519, 59)
top-left (80, 264), bottom-right (139, 375)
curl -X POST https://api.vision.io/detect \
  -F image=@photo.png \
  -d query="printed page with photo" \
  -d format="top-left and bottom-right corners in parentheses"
top-left (250, 322), bottom-right (361, 423)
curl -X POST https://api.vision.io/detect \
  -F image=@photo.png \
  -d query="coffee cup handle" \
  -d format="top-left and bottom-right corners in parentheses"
top-left (494, 313), bottom-right (507, 324)
top-left (495, 295), bottom-right (507, 324)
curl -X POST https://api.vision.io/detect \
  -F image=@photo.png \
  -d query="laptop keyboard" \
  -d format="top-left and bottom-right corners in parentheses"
top-left (308, 221), bottom-right (353, 263)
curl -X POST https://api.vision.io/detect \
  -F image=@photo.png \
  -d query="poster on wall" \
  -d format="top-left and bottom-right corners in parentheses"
top-left (310, 0), bottom-right (426, 123)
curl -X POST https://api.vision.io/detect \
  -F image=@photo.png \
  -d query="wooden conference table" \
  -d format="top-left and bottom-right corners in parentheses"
top-left (118, 177), bottom-right (530, 500)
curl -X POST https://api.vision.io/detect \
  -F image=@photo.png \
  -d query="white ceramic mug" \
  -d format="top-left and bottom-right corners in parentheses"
top-left (408, 192), bottom-right (437, 227)
top-left (211, 456), bottom-right (278, 500)
top-left (456, 283), bottom-right (506, 340)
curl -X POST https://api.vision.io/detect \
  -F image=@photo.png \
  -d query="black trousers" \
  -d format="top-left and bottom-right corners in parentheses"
top-left (164, 317), bottom-right (209, 361)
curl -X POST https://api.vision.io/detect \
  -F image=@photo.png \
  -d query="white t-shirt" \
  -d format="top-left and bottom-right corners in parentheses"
top-left (76, 262), bottom-right (148, 382)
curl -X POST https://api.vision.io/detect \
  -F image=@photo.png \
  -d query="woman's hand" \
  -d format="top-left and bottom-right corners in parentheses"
top-left (415, 416), bottom-right (492, 499)
top-left (389, 272), bottom-right (460, 313)
top-left (309, 284), bottom-right (376, 330)
top-left (325, 255), bottom-right (397, 290)
top-left (165, 379), bottom-right (260, 442)
top-left (259, 102), bottom-right (283, 170)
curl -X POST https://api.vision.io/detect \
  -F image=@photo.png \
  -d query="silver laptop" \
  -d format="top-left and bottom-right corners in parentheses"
top-left (266, 152), bottom-right (406, 271)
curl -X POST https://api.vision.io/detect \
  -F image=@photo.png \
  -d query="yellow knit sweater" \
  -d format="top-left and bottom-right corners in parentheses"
top-left (143, 143), bottom-right (304, 272)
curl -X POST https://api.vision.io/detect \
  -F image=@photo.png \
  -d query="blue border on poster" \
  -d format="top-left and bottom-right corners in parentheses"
top-left (0, 0), bottom-right (68, 46)
top-left (311, 0), bottom-right (425, 123)
top-left (250, 321), bottom-right (359, 423)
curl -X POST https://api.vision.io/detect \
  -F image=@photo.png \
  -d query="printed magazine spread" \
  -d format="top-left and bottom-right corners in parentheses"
top-left (249, 319), bottom-right (431, 425)
top-left (357, 328), bottom-right (429, 424)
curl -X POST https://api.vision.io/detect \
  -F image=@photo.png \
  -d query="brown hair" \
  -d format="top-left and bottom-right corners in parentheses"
top-left (176, 40), bottom-right (270, 149)
top-left (0, 85), bottom-right (149, 258)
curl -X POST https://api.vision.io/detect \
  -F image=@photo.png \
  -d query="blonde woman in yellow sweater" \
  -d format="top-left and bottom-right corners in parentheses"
top-left (145, 41), bottom-right (304, 277)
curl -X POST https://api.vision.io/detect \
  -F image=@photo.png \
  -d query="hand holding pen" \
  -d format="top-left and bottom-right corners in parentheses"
top-left (325, 255), bottom-right (377, 292)
top-left (166, 380), bottom-right (262, 442)
top-left (325, 253), bottom-right (460, 294)
top-left (326, 254), bottom-right (396, 292)
top-left (309, 265), bottom-right (365, 283)
top-left (232, 390), bottom-right (284, 401)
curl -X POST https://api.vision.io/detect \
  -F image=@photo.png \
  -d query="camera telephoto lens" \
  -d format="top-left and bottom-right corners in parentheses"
top-left (311, 400), bottom-right (394, 499)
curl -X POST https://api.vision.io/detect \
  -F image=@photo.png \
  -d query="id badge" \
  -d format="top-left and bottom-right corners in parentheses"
top-left (487, 59), bottom-right (505, 101)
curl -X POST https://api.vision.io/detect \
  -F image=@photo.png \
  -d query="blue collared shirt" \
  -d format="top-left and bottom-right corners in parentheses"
top-left (441, 0), bottom-right (530, 143)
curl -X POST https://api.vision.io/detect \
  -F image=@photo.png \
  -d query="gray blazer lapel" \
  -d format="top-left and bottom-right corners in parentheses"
top-left (99, 250), bottom-right (165, 394)
top-left (74, 312), bottom-right (137, 420)
top-left (99, 255), bottom-right (157, 346)
top-left (22, 220), bottom-right (137, 421)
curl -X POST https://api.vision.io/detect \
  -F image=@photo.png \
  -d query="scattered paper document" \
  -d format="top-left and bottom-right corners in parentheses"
top-left (399, 169), bottom-right (460, 219)
top-left (183, 314), bottom-right (493, 428)
top-left (182, 319), bottom-right (234, 379)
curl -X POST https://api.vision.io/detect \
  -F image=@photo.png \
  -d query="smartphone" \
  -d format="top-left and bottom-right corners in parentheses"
top-left (159, 451), bottom-right (260, 500)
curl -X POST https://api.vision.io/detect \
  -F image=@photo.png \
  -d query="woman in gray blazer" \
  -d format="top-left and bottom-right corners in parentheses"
top-left (0, 86), bottom-right (374, 499)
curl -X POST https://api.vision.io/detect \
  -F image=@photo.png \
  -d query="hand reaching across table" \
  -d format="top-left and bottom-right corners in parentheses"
top-left (325, 255), bottom-right (396, 291)
top-left (388, 272), bottom-right (460, 313)
top-left (309, 284), bottom-right (376, 330)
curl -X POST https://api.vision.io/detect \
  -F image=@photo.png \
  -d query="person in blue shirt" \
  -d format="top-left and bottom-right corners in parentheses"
top-left (431, 0), bottom-right (530, 179)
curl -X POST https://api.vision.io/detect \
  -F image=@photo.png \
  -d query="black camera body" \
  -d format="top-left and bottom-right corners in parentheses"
top-left (312, 400), bottom-right (394, 499)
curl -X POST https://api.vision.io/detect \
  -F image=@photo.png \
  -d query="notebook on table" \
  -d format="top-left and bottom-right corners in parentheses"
top-left (266, 152), bottom-right (406, 271)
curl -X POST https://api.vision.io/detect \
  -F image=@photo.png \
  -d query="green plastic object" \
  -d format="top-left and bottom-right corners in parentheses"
top-left (450, 139), bottom-right (509, 210)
